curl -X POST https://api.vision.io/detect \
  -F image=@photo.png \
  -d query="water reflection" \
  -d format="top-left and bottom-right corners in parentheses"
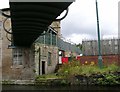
top-left (2, 85), bottom-right (120, 92)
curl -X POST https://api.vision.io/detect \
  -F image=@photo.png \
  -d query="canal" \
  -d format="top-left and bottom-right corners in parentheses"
top-left (2, 85), bottom-right (120, 92)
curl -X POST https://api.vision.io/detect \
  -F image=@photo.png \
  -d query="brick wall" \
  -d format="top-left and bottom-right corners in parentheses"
top-left (80, 55), bottom-right (119, 65)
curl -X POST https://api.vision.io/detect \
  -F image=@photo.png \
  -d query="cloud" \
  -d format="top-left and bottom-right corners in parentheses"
top-left (0, 0), bottom-right (119, 44)
top-left (61, 0), bottom-right (119, 44)
top-left (102, 34), bottom-right (118, 39)
top-left (0, 0), bottom-right (9, 9)
top-left (65, 33), bottom-right (98, 44)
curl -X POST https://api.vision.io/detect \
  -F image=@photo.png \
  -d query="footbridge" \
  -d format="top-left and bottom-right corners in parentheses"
top-left (1, 0), bottom-right (74, 47)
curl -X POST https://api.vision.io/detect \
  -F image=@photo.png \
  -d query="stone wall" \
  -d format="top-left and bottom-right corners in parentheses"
top-left (1, 14), bottom-right (35, 80)
top-left (2, 46), bottom-right (35, 80)
top-left (51, 21), bottom-right (61, 36)
top-left (1, 15), bottom-right (61, 80)
top-left (0, 14), bottom-right (2, 69)
top-left (35, 43), bottom-right (58, 75)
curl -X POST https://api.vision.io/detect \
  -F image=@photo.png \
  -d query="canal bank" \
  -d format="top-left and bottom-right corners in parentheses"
top-left (1, 71), bottom-right (120, 86)
top-left (2, 84), bottom-right (120, 91)
top-left (1, 71), bottom-right (120, 91)
top-left (1, 62), bottom-right (120, 86)
top-left (1, 61), bottom-right (120, 92)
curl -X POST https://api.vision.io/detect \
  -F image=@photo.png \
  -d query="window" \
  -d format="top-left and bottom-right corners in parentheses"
top-left (48, 52), bottom-right (51, 65)
top-left (115, 46), bottom-right (118, 50)
top-left (103, 42), bottom-right (106, 45)
top-left (115, 40), bottom-right (117, 45)
top-left (115, 46), bottom-right (118, 54)
top-left (109, 40), bottom-right (111, 44)
top-left (13, 48), bottom-right (23, 66)
top-left (88, 41), bottom-right (91, 45)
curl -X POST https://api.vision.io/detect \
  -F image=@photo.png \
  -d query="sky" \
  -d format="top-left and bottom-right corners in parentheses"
top-left (0, 0), bottom-right (119, 44)
top-left (61, 0), bottom-right (119, 44)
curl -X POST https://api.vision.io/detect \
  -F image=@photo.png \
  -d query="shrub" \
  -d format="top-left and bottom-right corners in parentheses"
top-left (97, 73), bottom-right (120, 85)
top-left (57, 61), bottom-right (120, 78)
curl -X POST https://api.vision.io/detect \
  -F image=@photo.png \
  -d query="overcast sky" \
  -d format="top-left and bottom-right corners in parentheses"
top-left (61, 0), bottom-right (119, 44)
top-left (0, 0), bottom-right (119, 44)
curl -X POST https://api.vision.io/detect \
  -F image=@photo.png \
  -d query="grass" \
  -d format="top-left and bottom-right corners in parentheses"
top-left (57, 60), bottom-right (120, 78)
top-left (35, 73), bottom-right (63, 81)
top-left (35, 60), bottom-right (120, 80)
top-left (35, 61), bottom-right (120, 85)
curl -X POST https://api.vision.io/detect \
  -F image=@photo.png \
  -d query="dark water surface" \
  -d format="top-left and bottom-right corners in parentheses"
top-left (2, 85), bottom-right (120, 92)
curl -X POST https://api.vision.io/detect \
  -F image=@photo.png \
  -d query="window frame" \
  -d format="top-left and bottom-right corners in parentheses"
top-left (12, 48), bottom-right (23, 67)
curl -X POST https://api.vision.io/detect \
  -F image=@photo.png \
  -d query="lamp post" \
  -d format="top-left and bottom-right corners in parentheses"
top-left (95, 0), bottom-right (103, 68)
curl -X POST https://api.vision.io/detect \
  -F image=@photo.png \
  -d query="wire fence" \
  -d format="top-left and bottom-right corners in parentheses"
top-left (35, 32), bottom-right (81, 54)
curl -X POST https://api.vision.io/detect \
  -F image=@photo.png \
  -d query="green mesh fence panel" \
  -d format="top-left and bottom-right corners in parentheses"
top-left (36, 33), bottom-right (81, 54)
top-left (57, 37), bottom-right (81, 54)
top-left (52, 35), bottom-right (56, 46)
top-left (45, 33), bottom-right (51, 45)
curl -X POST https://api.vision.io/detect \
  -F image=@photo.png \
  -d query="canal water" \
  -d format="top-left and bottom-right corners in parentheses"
top-left (2, 85), bottom-right (120, 92)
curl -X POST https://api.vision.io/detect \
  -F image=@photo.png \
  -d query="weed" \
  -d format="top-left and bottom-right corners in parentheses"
top-left (57, 61), bottom-right (120, 78)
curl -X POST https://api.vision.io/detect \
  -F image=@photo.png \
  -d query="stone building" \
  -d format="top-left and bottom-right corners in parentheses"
top-left (34, 23), bottom-right (59, 75)
top-left (0, 1), bottom-right (81, 80)
top-left (51, 21), bottom-right (61, 36)
top-left (82, 39), bottom-right (119, 56)
top-left (0, 14), bottom-right (2, 82)
top-left (0, 12), bottom-right (62, 79)
top-left (0, 14), bottom-right (2, 67)
top-left (0, 13), bottom-right (35, 80)
top-left (35, 44), bottom-right (58, 75)
top-left (35, 22), bottom-right (81, 75)
top-left (1, 12), bottom-right (81, 80)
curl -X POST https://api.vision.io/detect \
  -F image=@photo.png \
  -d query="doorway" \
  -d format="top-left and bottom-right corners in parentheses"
top-left (42, 61), bottom-right (45, 74)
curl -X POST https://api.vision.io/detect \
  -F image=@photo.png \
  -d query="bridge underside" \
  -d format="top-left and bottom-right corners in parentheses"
top-left (9, 2), bottom-right (72, 47)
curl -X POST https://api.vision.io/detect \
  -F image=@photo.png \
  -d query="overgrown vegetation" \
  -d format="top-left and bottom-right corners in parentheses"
top-left (35, 74), bottom-right (69, 86)
top-left (35, 74), bottom-right (63, 81)
top-left (35, 60), bottom-right (120, 85)
top-left (96, 73), bottom-right (120, 85)
top-left (57, 61), bottom-right (120, 78)
top-left (2, 80), bottom-right (14, 84)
